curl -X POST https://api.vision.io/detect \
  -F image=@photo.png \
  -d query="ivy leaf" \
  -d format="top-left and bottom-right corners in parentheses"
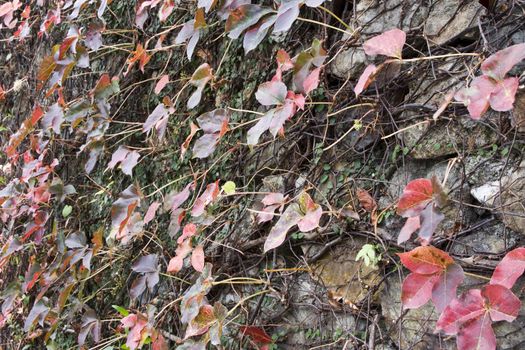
top-left (418, 203), bottom-right (445, 244)
top-left (154, 74), bottom-right (169, 95)
top-left (191, 181), bottom-right (219, 217)
top-left (144, 201), bottom-right (161, 224)
top-left (480, 43), bottom-right (525, 81)
top-left (181, 122), bottom-right (200, 159)
top-left (110, 185), bottom-right (141, 242)
top-left (188, 63), bottom-right (213, 109)
top-left (62, 204), bottom-right (73, 218)
top-left (165, 182), bottom-right (194, 212)
top-left (273, 0), bottom-right (300, 33)
top-left (191, 245), bottom-right (205, 272)
top-left (363, 28), bottom-right (406, 59)
top-left (454, 75), bottom-right (496, 120)
top-left (396, 178), bottom-right (433, 217)
top-left (263, 203), bottom-right (302, 252)
top-left (78, 308), bottom-right (101, 346)
top-left (107, 146), bottom-right (140, 176)
top-left (143, 102), bottom-right (172, 140)
top-left (158, 0), bottom-right (175, 22)
top-left (354, 64), bottom-right (378, 97)
top-left (24, 299), bottom-right (49, 332)
top-left (489, 77), bottom-right (519, 112)
top-left (398, 246), bottom-right (453, 275)
top-left (357, 188), bottom-right (377, 212)
top-left (303, 67), bottom-right (321, 95)
top-left (240, 325), bottom-right (273, 345)
top-left (256, 81), bottom-right (287, 106)
top-left (192, 133), bottom-right (220, 159)
top-left (225, 4), bottom-right (272, 39)
top-left (398, 216), bottom-right (420, 244)
top-left (221, 181), bottom-right (236, 195)
top-left (243, 14), bottom-right (277, 53)
top-left (175, 9), bottom-right (206, 60)
top-left (264, 193), bottom-right (322, 252)
top-left (41, 103), bottom-right (64, 134)
top-left (490, 247), bottom-right (525, 289)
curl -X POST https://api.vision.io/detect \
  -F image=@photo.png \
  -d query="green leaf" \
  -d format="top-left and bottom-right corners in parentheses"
top-left (62, 205), bottom-right (73, 218)
top-left (112, 305), bottom-right (129, 316)
top-left (222, 181), bottom-right (236, 195)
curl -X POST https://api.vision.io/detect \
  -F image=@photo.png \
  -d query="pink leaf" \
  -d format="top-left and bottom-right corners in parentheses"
top-left (363, 28), bottom-right (406, 59)
top-left (436, 289), bottom-right (484, 335)
top-left (256, 81), bottom-right (287, 106)
top-left (154, 74), bottom-right (169, 95)
top-left (257, 204), bottom-right (280, 223)
top-left (354, 64), bottom-right (378, 97)
top-left (167, 239), bottom-right (192, 273)
top-left (178, 223), bottom-right (197, 245)
top-left (490, 247), bottom-right (525, 289)
top-left (401, 273), bottom-right (438, 309)
top-left (144, 201), bottom-right (160, 224)
top-left (263, 203), bottom-right (303, 252)
top-left (191, 245), bottom-right (205, 272)
top-left (143, 103), bottom-right (171, 139)
top-left (418, 203), bottom-right (445, 244)
top-left (432, 263), bottom-right (464, 312)
top-left (262, 193), bottom-right (285, 206)
top-left (192, 133), bottom-right (220, 159)
top-left (191, 181), bottom-right (220, 217)
top-left (247, 110), bottom-right (274, 145)
top-left (165, 183), bottom-right (193, 212)
top-left (481, 43), bottom-right (525, 81)
top-left (107, 146), bottom-right (140, 176)
top-left (297, 205), bottom-right (322, 232)
top-left (489, 77), bottom-right (519, 112)
top-left (483, 284), bottom-right (520, 322)
top-left (454, 75), bottom-right (496, 120)
top-left (303, 67), bottom-right (321, 95)
top-left (456, 314), bottom-right (495, 350)
top-left (398, 216), bottom-right (420, 244)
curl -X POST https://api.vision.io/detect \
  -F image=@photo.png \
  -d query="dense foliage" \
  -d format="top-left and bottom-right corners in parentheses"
top-left (0, 1), bottom-right (524, 349)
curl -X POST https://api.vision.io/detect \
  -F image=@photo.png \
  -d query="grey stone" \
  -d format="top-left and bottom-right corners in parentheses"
top-left (470, 161), bottom-right (525, 234)
top-left (424, 0), bottom-right (485, 45)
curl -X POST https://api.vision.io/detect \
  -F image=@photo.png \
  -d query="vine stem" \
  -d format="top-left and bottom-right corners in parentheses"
top-left (318, 5), bottom-right (352, 30)
top-left (226, 289), bottom-right (270, 317)
top-left (296, 16), bottom-right (356, 36)
top-left (464, 271), bottom-right (491, 281)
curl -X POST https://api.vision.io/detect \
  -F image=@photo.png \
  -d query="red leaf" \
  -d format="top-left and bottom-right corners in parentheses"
top-left (396, 178), bottom-right (433, 217)
top-left (490, 247), bottom-right (525, 289)
top-left (481, 43), bottom-right (525, 81)
top-left (363, 28), bottom-right (406, 59)
top-left (181, 122), bottom-right (200, 159)
top-left (354, 64), bottom-right (378, 97)
top-left (263, 203), bottom-right (302, 252)
top-left (436, 285), bottom-right (520, 350)
top-left (191, 245), bottom-right (205, 272)
top-left (240, 325), bottom-right (272, 344)
top-left (401, 272), bottom-right (439, 309)
top-left (225, 4), bottom-right (272, 39)
top-left (178, 223), bottom-right (197, 245)
top-left (154, 74), bottom-right (169, 94)
top-left (398, 246), bottom-right (453, 275)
